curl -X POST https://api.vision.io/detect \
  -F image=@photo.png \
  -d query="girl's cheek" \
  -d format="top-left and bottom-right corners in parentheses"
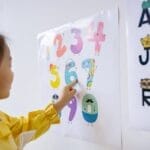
top-left (6, 69), bottom-right (14, 84)
top-left (10, 71), bottom-right (14, 83)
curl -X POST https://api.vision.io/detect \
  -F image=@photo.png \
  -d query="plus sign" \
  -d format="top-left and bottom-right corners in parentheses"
top-left (88, 22), bottom-right (105, 55)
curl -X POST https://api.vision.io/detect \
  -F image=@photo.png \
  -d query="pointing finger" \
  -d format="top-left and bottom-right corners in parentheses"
top-left (68, 79), bottom-right (78, 88)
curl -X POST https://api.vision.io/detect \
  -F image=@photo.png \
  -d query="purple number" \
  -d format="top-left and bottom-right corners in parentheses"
top-left (71, 28), bottom-right (83, 54)
top-left (67, 96), bottom-right (77, 121)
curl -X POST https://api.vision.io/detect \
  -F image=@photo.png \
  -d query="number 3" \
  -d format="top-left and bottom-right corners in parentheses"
top-left (71, 28), bottom-right (83, 54)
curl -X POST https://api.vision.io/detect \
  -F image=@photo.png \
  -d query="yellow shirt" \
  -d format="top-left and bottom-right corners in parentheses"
top-left (0, 104), bottom-right (60, 150)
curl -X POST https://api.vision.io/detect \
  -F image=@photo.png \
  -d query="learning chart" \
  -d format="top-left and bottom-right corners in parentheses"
top-left (37, 7), bottom-right (121, 148)
top-left (125, 0), bottom-right (150, 130)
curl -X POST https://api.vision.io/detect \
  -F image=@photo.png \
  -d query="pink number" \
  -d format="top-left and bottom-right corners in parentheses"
top-left (88, 22), bottom-right (105, 55)
top-left (54, 34), bottom-right (67, 57)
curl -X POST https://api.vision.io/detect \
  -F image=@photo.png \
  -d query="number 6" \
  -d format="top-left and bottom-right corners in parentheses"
top-left (65, 59), bottom-right (78, 84)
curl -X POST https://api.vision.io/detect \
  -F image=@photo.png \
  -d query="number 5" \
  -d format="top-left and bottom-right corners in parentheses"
top-left (49, 64), bottom-right (61, 89)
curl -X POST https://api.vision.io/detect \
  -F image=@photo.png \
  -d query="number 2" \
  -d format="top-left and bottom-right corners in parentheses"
top-left (54, 34), bottom-right (67, 57)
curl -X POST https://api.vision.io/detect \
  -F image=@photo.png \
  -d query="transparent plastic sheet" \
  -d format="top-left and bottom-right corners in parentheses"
top-left (37, 6), bottom-right (121, 149)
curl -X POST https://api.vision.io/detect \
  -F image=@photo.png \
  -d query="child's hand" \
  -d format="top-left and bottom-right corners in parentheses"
top-left (53, 79), bottom-right (78, 112)
top-left (60, 80), bottom-right (77, 104)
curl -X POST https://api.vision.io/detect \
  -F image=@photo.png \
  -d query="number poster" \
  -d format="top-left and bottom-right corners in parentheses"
top-left (37, 7), bottom-right (121, 148)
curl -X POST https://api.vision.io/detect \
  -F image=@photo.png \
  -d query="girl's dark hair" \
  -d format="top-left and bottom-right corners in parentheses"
top-left (0, 34), bottom-right (5, 63)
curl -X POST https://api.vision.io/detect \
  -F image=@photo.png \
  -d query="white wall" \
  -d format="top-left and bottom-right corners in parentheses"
top-left (0, 0), bottom-right (150, 150)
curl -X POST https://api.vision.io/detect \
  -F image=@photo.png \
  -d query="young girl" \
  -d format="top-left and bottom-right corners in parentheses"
top-left (0, 34), bottom-right (77, 150)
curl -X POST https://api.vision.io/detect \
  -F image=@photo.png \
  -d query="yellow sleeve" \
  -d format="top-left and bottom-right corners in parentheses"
top-left (0, 104), bottom-right (60, 140)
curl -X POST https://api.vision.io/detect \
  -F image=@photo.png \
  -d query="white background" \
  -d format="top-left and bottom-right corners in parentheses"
top-left (0, 0), bottom-right (150, 150)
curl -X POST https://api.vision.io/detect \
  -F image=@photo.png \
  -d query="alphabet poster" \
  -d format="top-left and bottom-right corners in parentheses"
top-left (37, 7), bottom-right (121, 148)
top-left (125, 0), bottom-right (150, 130)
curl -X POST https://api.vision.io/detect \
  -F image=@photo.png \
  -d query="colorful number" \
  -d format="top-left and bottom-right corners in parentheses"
top-left (67, 96), bottom-right (77, 121)
top-left (82, 93), bottom-right (98, 123)
top-left (88, 22), bottom-right (105, 55)
top-left (65, 59), bottom-right (78, 84)
top-left (53, 34), bottom-right (67, 57)
top-left (71, 28), bottom-right (83, 54)
top-left (82, 58), bottom-right (96, 89)
top-left (49, 64), bottom-right (61, 89)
